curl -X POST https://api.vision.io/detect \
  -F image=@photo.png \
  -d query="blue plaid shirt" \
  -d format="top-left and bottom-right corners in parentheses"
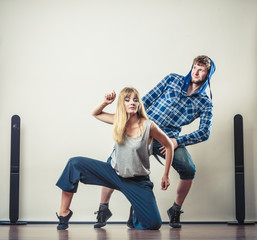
top-left (142, 73), bottom-right (213, 146)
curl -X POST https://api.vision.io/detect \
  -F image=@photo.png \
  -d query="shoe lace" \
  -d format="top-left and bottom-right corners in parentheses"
top-left (173, 210), bottom-right (184, 222)
top-left (94, 210), bottom-right (106, 222)
top-left (56, 213), bottom-right (65, 224)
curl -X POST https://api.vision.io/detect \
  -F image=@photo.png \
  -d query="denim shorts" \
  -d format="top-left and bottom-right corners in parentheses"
top-left (153, 139), bottom-right (196, 180)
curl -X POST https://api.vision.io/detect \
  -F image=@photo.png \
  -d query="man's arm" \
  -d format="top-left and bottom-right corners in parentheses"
top-left (176, 104), bottom-right (213, 146)
top-left (142, 74), bottom-right (174, 110)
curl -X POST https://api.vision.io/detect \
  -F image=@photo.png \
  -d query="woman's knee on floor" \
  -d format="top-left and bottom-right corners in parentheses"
top-left (143, 208), bottom-right (162, 230)
top-left (135, 216), bottom-right (162, 230)
top-left (148, 218), bottom-right (162, 230)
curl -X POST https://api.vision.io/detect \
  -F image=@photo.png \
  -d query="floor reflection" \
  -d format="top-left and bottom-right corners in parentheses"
top-left (236, 225), bottom-right (246, 240)
top-left (169, 227), bottom-right (181, 239)
top-left (9, 225), bottom-right (20, 240)
top-left (127, 228), bottom-right (161, 240)
top-left (2, 223), bottom-right (256, 240)
top-left (95, 228), bottom-right (107, 240)
top-left (58, 229), bottom-right (69, 240)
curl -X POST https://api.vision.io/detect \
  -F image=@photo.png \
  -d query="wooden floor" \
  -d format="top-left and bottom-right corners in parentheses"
top-left (1, 223), bottom-right (257, 240)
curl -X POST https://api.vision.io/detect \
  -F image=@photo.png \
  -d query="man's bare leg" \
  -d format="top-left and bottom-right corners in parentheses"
top-left (167, 179), bottom-right (193, 228)
top-left (175, 179), bottom-right (193, 206)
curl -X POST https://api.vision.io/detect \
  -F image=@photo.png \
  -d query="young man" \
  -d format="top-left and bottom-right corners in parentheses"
top-left (94, 55), bottom-right (216, 229)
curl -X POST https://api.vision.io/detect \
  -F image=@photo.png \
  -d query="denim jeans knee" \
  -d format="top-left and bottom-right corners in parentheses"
top-left (153, 140), bottom-right (196, 180)
top-left (173, 147), bottom-right (196, 179)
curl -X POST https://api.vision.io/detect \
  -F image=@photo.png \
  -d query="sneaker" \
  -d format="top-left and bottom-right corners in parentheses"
top-left (127, 206), bottom-right (134, 228)
top-left (56, 210), bottom-right (73, 230)
top-left (167, 207), bottom-right (183, 228)
top-left (94, 206), bottom-right (112, 228)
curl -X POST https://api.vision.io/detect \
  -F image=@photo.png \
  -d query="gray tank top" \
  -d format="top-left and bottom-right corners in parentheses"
top-left (110, 119), bottom-right (153, 178)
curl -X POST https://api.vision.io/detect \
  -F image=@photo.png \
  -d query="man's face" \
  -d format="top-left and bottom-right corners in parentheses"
top-left (191, 64), bottom-right (208, 84)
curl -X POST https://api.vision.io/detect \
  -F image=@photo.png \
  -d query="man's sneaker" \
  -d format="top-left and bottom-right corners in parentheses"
top-left (94, 206), bottom-right (112, 228)
top-left (167, 207), bottom-right (183, 228)
top-left (56, 210), bottom-right (73, 230)
top-left (127, 206), bottom-right (134, 228)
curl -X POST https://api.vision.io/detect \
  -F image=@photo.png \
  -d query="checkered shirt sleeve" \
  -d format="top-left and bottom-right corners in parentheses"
top-left (142, 74), bottom-right (213, 146)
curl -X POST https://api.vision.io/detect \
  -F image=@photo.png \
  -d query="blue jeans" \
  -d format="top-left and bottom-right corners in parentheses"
top-left (153, 140), bottom-right (196, 180)
top-left (56, 157), bottom-right (162, 230)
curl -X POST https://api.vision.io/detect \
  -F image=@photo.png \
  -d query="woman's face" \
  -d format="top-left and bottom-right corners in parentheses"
top-left (124, 92), bottom-right (140, 115)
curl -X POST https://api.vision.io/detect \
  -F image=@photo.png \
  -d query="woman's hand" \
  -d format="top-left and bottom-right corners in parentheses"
top-left (104, 90), bottom-right (116, 105)
top-left (92, 90), bottom-right (116, 124)
top-left (159, 138), bottom-right (178, 155)
top-left (161, 175), bottom-right (170, 190)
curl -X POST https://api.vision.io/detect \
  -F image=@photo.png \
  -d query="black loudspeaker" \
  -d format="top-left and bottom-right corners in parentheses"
top-left (234, 114), bottom-right (245, 224)
top-left (0, 115), bottom-right (26, 225)
top-left (228, 114), bottom-right (254, 225)
top-left (10, 115), bottom-right (21, 223)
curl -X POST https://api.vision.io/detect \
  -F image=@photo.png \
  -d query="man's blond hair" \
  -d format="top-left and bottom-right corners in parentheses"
top-left (193, 55), bottom-right (211, 71)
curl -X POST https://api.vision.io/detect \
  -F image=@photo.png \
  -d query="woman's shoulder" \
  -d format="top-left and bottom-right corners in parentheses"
top-left (142, 119), bottom-right (154, 132)
top-left (142, 118), bottom-right (152, 126)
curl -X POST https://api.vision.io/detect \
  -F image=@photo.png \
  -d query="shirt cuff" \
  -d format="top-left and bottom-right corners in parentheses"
top-left (175, 136), bottom-right (186, 146)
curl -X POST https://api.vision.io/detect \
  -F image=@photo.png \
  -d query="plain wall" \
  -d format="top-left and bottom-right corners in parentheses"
top-left (0, 0), bottom-right (257, 222)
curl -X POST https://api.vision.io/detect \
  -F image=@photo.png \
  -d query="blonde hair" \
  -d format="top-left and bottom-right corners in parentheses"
top-left (112, 87), bottom-right (148, 143)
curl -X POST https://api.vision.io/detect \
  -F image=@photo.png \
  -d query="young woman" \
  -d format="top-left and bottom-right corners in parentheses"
top-left (56, 87), bottom-right (174, 230)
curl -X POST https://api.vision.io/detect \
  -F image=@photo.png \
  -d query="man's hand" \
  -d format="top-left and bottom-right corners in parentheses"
top-left (159, 138), bottom-right (178, 155)
top-left (161, 175), bottom-right (170, 190)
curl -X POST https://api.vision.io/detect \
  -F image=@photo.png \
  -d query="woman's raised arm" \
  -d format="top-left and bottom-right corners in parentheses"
top-left (92, 90), bottom-right (116, 124)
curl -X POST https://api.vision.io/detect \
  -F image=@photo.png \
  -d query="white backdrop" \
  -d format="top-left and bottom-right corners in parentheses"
top-left (0, 0), bottom-right (257, 222)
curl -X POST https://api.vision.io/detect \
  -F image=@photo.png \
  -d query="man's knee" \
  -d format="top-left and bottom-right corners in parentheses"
top-left (173, 147), bottom-right (196, 180)
top-left (181, 164), bottom-right (196, 179)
